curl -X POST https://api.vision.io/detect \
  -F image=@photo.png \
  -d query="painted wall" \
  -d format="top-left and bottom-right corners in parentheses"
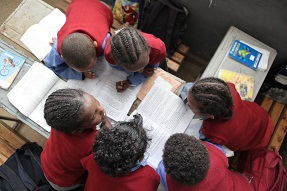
top-left (177, 0), bottom-right (287, 68)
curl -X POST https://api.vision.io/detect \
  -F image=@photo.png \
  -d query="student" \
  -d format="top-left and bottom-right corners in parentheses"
top-left (44, 0), bottom-right (166, 91)
top-left (157, 133), bottom-right (253, 191)
top-left (104, 27), bottom-right (166, 92)
top-left (41, 88), bottom-right (111, 190)
top-left (187, 77), bottom-right (274, 151)
top-left (44, 0), bottom-right (113, 80)
top-left (81, 114), bottom-right (160, 191)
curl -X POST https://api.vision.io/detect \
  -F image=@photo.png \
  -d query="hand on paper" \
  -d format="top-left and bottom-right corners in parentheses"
top-left (142, 66), bottom-right (155, 77)
top-left (84, 70), bottom-right (97, 79)
top-left (116, 80), bottom-right (131, 92)
top-left (49, 37), bottom-right (56, 46)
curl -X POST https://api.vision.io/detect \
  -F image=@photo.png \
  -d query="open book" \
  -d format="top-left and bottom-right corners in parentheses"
top-left (7, 59), bottom-right (141, 132)
top-left (130, 83), bottom-right (193, 168)
top-left (20, 8), bottom-right (66, 61)
top-left (218, 69), bottom-right (254, 101)
top-left (0, 50), bottom-right (25, 89)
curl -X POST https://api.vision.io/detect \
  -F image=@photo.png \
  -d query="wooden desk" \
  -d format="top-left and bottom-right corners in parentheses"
top-left (201, 26), bottom-right (277, 101)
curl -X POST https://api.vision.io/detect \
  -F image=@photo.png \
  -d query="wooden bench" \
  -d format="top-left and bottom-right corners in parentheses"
top-left (256, 95), bottom-right (287, 151)
top-left (0, 121), bottom-right (27, 165)
top-left (55, 0), bottom-right (189, 73)
top-left (229, 95), bottom-right (287, 170)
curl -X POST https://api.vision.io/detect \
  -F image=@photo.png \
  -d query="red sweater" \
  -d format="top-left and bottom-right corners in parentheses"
top-left (104, 32), bottom-right (166, 66)
top-left (166, 142), bottom-right (253, 191)
top-left (202, 83), bottom-right (274, 151)
top-left (41, 128), bottom-right (97, 187)
top-left (81, 154), bottom-right (160, 191)
top-left (57, 0), bottom-right (113, 56)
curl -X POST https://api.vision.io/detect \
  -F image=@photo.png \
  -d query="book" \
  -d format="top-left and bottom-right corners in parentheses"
top-left (137, 68), bottom-right (185, 101)
top-left (229, 40), bottom-right (262, 70)
top-left (20, 8), bottom-right (66, 61)
top-left (239, 40), bottom-right (270, 71)
top-left (7, 59), bottom-right (141, 132)
top-left (0, 50), bottom-right (25, 89)
top-left (218, 69), bottom-right (255, 100)
top-left (129, 82), bottom-right (193, 168)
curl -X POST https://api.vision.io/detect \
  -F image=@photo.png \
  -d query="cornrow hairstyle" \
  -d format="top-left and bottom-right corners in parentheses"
top-left (110, 27), bottom-right (150, 71)
top-left (163, 133), bottom-right (209, 186)
top-left (44, 88), bottom-right (85, 133)
top-left (189, 77), bottom-right (234, 119)
top-left (93, 114), bottom-right (151, 177)
top-left (61, 33), bottom-right (97, 69)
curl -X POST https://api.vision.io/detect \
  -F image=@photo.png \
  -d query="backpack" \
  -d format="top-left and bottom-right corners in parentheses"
top-left (240, 149), bottom-right (287, 191)
top-left (140, 0), bottom-right (189, 56)
top-left (0, 142), bottom-right (52, 191)
top-left (112, 0), bottom-right (146, 28)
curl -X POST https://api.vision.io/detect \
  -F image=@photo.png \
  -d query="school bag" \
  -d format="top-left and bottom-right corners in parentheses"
top-left (0, 142), bottom-right (52, 191)
top-left (239, 148), bottom-right (287, 191)
top-left (140, 0), bottom-right (189, 56)
top-left (112, 0), bottom-right (146, 28)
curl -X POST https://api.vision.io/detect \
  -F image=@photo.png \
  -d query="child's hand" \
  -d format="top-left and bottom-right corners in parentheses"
top-left (101, 118), bottom-right (112, 129)
top-left (116, 80), bottom-right (131, 92)
top-left (83, 70), bottom-right (97, 79)
top-left (142, 66), bottom-right (155, 77)
top-left (49, 37), bottom-right (56, 46)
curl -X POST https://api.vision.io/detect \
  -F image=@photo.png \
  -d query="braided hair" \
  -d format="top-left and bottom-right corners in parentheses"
top-left (110, 27), bottom-right (150, 71)
top-left (94, 114), bottom-right (151, 177)
top-left (61, 33), bottom-right (96, 70)
top-left (44, 88), bottom-right (85, 133)
top-left (189, 77), bottom-right (233, 119)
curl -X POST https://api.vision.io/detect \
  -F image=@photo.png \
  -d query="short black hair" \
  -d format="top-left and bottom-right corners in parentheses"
top-left (163, 133), bottom-right (209, 185)
top-left (44, 88), bottom-right (85, 133)
top-left (61, 33), bottom-right (96, 69)
top-left (93, 114), bottom-right (150, 177)
top-left (189, 77), bottom-right (233, 119)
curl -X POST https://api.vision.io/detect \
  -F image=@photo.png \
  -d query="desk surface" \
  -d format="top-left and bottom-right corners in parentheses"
top-left (0, 39), bottom-right (50, 138)
top-left (201, 26), bottom-right (277, 101)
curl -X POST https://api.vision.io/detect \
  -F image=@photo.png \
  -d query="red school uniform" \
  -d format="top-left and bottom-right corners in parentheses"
top-left (166, 142), bottom-right (253, 191)
top-left (81, 154), bottom-right (160, 191)
top-left (201, 83), bottom-right (274, 151)
top-left (41, 128), bottom-right (97, 187)
top-left (56, 0), bottom-right (113, 57)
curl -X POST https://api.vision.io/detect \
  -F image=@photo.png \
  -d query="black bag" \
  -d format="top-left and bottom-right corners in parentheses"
top-left (140, 0), bottom-right (189, 56)
top-left (0, 142), bottom-right (52, 191)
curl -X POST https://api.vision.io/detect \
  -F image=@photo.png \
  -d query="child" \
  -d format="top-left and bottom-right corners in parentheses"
top-left (104, 27), bottom-right (166, 92)
top-left (41, 88), bottom-right (112, 190)
top-left (44, 0), bottom-right (166, 91)
top-left (157, 133), bottom-right (253, 191)
top-left (44, 0), bottom-right (113, 80)
top-left (187, 77), bottom-right (274, 151)
top-left (81, 114), bottom-right (160, 191)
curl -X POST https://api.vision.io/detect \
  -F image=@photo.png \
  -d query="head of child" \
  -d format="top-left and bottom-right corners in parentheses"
top-left (93, 114), bottom-right (150, 177)
top-left (110, 27), bottom-right (150, 72)
top-left (163, 133), bottom-right (209, 186)
top-left (44, 88), bottom-right (105, 134)
top-left (61, 33), bottom-right (97, 73)
top-left (187, 77), bottom-right (234, 120)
